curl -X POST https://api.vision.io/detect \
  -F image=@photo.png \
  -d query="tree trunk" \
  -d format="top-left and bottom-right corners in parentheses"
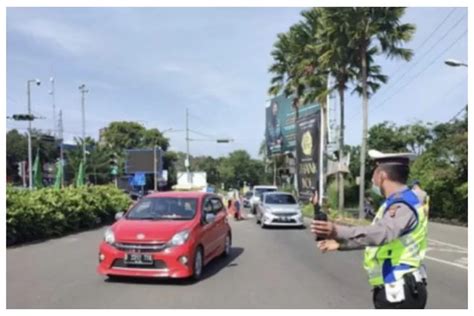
top-left (338, 84), bottom-right (345, 212)
top-left (359, 45), bottom-right (369, 219)
top-left (319, 100), bottom-right (327, 206)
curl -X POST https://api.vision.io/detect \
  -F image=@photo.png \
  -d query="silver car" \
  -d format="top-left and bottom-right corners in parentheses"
top-left (256, 192), bottom-right (304, 228)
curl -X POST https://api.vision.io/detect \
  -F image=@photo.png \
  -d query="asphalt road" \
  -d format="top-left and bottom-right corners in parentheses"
top-left (7, 208), bottom-right (467, 309)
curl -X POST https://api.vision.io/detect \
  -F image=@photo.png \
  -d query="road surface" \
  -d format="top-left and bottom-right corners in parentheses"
top-left (7, 209), bottom-right (467, 308)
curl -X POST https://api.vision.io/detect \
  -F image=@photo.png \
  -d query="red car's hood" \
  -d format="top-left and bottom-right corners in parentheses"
top-left (112, 219), bottom-right (194, 243)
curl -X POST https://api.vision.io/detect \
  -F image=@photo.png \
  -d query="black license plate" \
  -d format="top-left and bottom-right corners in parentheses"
top-left (124, 253), bottom-right (154, 265)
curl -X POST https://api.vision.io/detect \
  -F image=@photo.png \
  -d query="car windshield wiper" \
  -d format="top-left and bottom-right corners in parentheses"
top-left (127, 217), bottom-right (164, 221)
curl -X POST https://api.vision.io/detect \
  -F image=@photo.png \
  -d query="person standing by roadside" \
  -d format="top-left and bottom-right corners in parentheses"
top-left (411, 180), bottom-right (430, 217)
top-left (312, 150), bottom-right (428, 309)
top-left (233, 193), bottom-right (243, 220)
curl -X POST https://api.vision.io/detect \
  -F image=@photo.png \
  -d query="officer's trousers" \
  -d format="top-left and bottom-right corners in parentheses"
top-left (372, 274), bottom-right (427, 309)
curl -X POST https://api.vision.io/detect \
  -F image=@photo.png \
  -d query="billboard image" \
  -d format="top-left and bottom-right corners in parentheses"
top-left (296, 112), bottom-right (320, 200)
top-left (125, 148), bottom-right (163, 175)
top-left (265, 94), bottom-right (319, 156)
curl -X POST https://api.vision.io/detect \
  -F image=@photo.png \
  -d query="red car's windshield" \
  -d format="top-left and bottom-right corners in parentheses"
top-left (126, 197), bottom-right (198, 220)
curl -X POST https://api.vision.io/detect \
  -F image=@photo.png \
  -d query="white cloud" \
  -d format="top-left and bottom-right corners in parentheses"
top-left (10, 18), bottom-right (95, 56)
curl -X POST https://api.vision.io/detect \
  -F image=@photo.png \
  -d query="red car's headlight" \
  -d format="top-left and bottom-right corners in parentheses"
top-left (104, 227), bottom-right (115, 244)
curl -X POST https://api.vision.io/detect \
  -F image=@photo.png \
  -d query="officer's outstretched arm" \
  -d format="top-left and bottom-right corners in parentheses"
top-left (336, 204), bottom-right (417, 250)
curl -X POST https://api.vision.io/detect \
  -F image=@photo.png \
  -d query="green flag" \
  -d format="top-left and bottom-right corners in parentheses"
top-left (54, 160), bottom-right (63, 189)
top-left (75, 161), bottom-right (85, 187)
top-left (33, 149), bottom-right (43, 189)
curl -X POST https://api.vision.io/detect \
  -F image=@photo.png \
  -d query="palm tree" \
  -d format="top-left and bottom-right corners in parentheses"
top-left (269, 9), bottom-right (330, 198)
top-left (316, 8), bottom-right (355, 212)
top-left (300, 8), bottom-right (389, 212)
top-left (344, 7), bottom-right (415, 218)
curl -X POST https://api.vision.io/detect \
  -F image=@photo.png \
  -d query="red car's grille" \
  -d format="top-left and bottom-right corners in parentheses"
top-left (112, 259), bottom-right (167, 270)
top-left (114, 242), bottom-right (167, 253)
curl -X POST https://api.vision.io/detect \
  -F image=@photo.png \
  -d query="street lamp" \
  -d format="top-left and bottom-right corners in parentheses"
top-left (27, 79), bottom-right (41, 189)
top-left (78, 84), bottom-right (89, 164)
top-left (445, 59), bottom-right (468, 67)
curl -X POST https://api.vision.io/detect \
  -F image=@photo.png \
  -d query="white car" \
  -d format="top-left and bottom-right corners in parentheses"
top-left (249, 185), bottom-right (277, 214)
top-left (256, 192), bottom-right (304, 228)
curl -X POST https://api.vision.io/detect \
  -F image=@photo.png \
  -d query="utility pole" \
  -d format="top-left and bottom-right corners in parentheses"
top-left (58, 109), bottom-right (64, 188)
top-left (49, 77), bottom-right (56, 137)
top-left (78, 84), bottom-right (88, 164)
top-left (26, 79), bottom-right (41, 189)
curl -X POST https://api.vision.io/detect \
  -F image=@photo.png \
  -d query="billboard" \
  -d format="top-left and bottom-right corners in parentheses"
top-left (265, 95), bottom-right (319, 156)
top-left (296, 112), bottom-right (320, 200)
top-left (125, 148), bottom-right (163, 175)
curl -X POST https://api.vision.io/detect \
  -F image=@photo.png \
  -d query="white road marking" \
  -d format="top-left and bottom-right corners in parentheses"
top-left (425, 255), bottom-right (468, 270)
top-left (428, 238), bottom-right (467, 251)
top-left (456, 257), bottom-right (468, 265)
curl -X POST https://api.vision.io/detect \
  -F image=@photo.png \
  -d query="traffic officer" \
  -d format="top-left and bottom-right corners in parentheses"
top-left (311, 149), bottom-right (428, 309)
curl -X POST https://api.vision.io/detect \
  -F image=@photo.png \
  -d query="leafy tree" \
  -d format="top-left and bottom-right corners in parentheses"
top-left (142, 128), bottom-right (170, 151)
top-left (368, 121), bottom-right (407, 152)
top-left (191, 156), bottom-right (220, 185)
top-left (400, 121), bottom-right (433, 155)
top-left (101, 122), bottom-right (146, 153)
top-left (410, 114), bottom-right (467, 221)
top-left (101, 122), bottom-right (170, 154)
top-left (162, 151), bottom-right (179, 189)
top-left (218, 150), bottom-right (264, 189)
top-left (64, 137), bottom-right (112, 185)
top-left (6, 129), bottom-right (28, 182)
top-left (7, 129), bottom-right (60, 184)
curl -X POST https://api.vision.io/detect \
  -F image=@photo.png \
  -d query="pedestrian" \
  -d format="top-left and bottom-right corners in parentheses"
top-left (411, 180), bottom-right (430, 217)
top-left (233, 193), bottom-right (243, 220)
top-left (311, 149), bottom-right (428, 309)
top-left (411, 180), bottom-right (427, 204)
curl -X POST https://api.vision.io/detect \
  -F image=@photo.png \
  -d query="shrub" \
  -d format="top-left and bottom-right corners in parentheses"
top-left (7, 185), bottom-right (131, 246)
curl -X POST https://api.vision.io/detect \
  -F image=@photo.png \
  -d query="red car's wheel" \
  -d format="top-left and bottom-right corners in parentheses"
top-left (192, 247), bottom-right (204, 281)
top-left (221, 234), bottom-right (231, 257)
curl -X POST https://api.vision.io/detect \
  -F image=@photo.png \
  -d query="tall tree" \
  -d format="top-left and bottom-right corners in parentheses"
top-left (344, 7), bottom-right (415, 218)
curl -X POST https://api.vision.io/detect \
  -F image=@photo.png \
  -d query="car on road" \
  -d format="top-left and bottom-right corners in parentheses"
top-left (249, 185), bottom-right (277, 214)
top-left (243, 191), bottom-right (253, 208)
top-left (255, 192), bottom-right (304, 228)
top-left (97, 191), bottom-right (232, 281)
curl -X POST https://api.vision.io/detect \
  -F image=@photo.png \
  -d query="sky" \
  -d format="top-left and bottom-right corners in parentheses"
top-left (6, 7), bottom-right (468, 158)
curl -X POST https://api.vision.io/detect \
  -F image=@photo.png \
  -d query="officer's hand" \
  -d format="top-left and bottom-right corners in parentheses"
top-left (311, 220), bottom-right (336, 239)
top-left (317, 239), bottom-right (340, 253)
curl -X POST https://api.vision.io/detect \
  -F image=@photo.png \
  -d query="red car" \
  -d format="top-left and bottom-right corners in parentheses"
top-left (97, 191), bottom-right (232, 281)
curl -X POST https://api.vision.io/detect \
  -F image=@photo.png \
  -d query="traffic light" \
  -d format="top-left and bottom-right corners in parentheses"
top-left (109, 153), bottom-right (119, 176)
top-left (12, 114), bottom-right (35, 121)
top-left (17, 161), bottom-right (24, 177)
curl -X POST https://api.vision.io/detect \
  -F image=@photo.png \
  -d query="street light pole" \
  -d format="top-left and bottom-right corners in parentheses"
top-left (445, 59), bottom-right (468, 67)
top-left (79, 84), bottom-right (88, 164)
top-left (26, 79), bottom-right (40, 189)
top-left (58, 109), bottom-right (64, 188)
top-left (50, 77), bottom-right (56, 137)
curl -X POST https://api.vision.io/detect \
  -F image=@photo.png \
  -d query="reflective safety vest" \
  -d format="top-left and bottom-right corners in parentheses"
top-left (363, 189), bottom-right (428, 286)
